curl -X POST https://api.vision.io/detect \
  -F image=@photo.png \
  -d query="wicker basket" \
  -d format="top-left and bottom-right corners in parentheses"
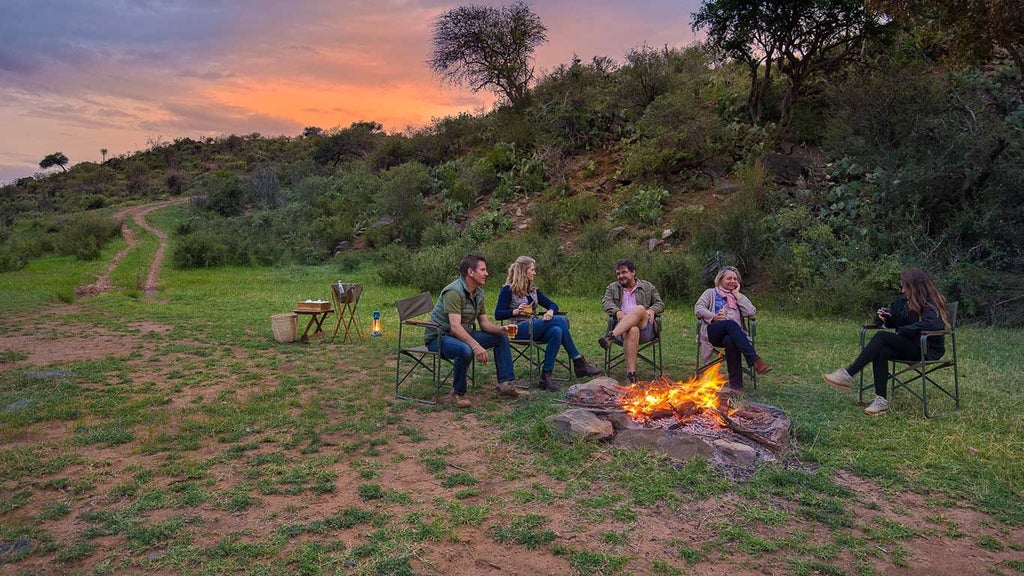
top-left (271, 313), bottom-right (297, 343)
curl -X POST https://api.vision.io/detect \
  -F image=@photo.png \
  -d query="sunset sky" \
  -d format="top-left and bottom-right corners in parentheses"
top-left (0, 1), bottom-right (703, 184)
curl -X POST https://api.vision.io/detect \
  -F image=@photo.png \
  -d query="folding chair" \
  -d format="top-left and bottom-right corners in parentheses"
top-left (858, 302), bottom-right (960, 417)
top-left (394, 292), bottom-right (474, 405)
top-left (604, 315), bottom-right (663, 379)
top-left (505, 312), bottom-right (573, 385)
top-left (330, 283), bottom-right (363, 343)
top-left (695, 315), bottom-right (757, 389)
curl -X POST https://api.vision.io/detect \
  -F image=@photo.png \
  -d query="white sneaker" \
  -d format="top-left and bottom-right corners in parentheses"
top-left (864, 395), bottom-right (888, 416)
top-left (823, 368), bottom-right (853, 390)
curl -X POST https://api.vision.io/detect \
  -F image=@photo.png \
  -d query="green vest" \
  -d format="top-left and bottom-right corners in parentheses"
top-left (424, 277), bottom-right (486, 342)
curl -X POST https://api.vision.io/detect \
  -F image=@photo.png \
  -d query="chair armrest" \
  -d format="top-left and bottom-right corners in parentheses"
top-left (919, 329), bottom-right (950, 336)
top-left (861, 323), bottom-right (885, 329)
top-left (404, 320), bottom-right (439, 328)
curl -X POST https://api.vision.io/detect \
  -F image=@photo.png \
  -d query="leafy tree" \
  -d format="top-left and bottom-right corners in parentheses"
top-left (100, 148), bottom-right (108, 162)
top-left (312, 121), bottom-right (383, 167)
top-left (693, 0), bottom-right (884, 125)
top-left (867, 0), bottom-right (1024, 71)
top-left (39, 152), bottom-right (69, 172)
top-left (429, 1), bottom-right (547, 109)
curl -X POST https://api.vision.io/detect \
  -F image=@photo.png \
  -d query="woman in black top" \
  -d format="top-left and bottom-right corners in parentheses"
top-left (823, 269), bottom-right (949, 415)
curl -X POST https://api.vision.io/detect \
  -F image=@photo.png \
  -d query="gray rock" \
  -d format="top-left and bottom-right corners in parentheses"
top-left (647, 238), bottom-right (662, 251)
top-left (712, 439), bottom-right (758, 466)
top-left (756, 153), bottom-right (807, 185)
top-left (566, 378), bottom-right (621, 405)
top-left (546, 409), bottom-right (614, 441)
top-left (603, 412), bottom-right (644, 431)
top-left (613, 428), bottom-right (714, 462)
top-left (5, 399), bottom-right (32, 411)
top-left (661, 229), bottom-right (673, 240)
top-left (607, 226), bottom-right (626, 240)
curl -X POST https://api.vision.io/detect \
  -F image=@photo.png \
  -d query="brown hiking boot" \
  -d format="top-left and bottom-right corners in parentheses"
top-left (572, 356), bottom-right (602, 378)
top-left (447, 392), bottom-right (472, 408)
top-left (497, 380), bottom-right (530, 398)
top-left (538, 370), bottom-right (560, 392)
top-left (597, 332), bottom-right (614, 350)
top-left (753, 358), bottom-right (773, 375)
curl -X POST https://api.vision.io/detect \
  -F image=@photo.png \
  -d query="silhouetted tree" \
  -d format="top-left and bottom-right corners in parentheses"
top-left (100, 148), bottom-right (108, 162)
top-left (693, 0), bottom-right (884, 125)
top-left (429, 1), bottom-right (547, 109)
top-left (312, 121), bottom-right (384, 167)
top-left (868, 0), bottom-right (1024, 71)
top-left (39, 152), bottom-right (69, 172)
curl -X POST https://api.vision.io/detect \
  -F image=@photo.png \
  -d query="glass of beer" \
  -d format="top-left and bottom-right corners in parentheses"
top-left (505, 324), bottom-right (518, 338)
top-left (522, 305), bottom-right (533, 316)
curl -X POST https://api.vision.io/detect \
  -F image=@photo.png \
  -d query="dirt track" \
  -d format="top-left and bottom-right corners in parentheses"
top-left (74, 197), bottom-right (189, 298)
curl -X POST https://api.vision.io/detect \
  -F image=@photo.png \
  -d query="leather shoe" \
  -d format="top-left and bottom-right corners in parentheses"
top-left (753, 358), bottom-right (772, 375)
top-left (597, 332), bottom-right (614, 350)
top-left (572, 356), bottom-right (602, 378)
top-left (538, 371), bottom-right (560, 392)
top-left (447, 392), bottom-right (472, 408)
top-left (497, 380), bottom-right (530, 398)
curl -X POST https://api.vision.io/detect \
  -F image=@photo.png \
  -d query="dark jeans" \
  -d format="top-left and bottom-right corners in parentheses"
top-left (707, 320), bottom-right (758, 389)
top-left (848, 330), bottom-right (923, 397)
top-left (515, 315), bottom-right (580, 372)
top-left (427, 331), bottom-right (515, 395)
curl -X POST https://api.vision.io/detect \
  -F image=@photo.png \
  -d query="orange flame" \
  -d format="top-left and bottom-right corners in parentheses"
top-left (618, 369), bottom-right (729, 421)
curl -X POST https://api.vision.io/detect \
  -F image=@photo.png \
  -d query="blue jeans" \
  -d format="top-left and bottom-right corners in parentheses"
top-left (707, 320), bottom-right (758, 389)
top-left (427, 331), bottom-right (515, 395)
top-left (516, 315), bottom-right (580, 372)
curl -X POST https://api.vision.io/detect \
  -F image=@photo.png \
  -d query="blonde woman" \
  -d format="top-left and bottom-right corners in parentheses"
top-left (695, 266), bottom-right (772, 392)
top-left (495, 256), bottom-right (602, 391)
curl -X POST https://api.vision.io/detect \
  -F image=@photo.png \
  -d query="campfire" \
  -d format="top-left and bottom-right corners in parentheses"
top-left (618, 370), bottom-right (728, 423)
top-left (555, 370), bottom-right (793, 471)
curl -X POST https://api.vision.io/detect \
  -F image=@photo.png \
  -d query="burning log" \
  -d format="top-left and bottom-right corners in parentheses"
top-left (719, 403), bottom-right (791, 452)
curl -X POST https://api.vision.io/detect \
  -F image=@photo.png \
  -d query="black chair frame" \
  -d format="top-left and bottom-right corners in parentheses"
top-left (858, 301), bottom-right (960, 417)
top-left (695, 316), bottom-right (757, 390)
top-left (504, 312), bottom-right (572, 386)
top-left (603, 314), bottom-right (663, 379)
top-left (394, 292), bottom-right (474, 405)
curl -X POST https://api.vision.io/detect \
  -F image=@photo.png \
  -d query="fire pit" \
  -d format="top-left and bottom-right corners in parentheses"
top-left (546, 370), bottom-right (792, 472)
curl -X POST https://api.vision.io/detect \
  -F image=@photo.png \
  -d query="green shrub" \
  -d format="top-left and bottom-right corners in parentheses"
top-left (552, 193), bottom-right (603, 225)
top-left (613, 187), bottom-right (668, 227)
top-left (57, 213), bottom-right (122, 261)
top-left (466, 211), bottom-right (513, 245)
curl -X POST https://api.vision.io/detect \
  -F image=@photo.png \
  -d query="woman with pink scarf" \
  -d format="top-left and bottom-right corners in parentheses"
top-left (694, 266), bottom-right (772, 392)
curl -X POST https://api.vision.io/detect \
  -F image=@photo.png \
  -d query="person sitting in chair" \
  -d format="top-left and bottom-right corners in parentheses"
top-left (424, 254), bottom-right (528, 408)
top-left (598, 258), bottom-right (665, 384)
top-left (494, 256), bottom-right (603, 392)
top-left (695, 266), bottom-right (772, 393)
top-left (823, 268), bottom-right (948, 415)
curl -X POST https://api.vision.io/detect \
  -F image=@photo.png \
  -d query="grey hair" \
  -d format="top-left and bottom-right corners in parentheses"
top-left (714, 266), bottom-right (741, 286)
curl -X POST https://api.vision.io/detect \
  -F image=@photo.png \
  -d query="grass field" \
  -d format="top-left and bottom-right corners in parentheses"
top-left (1, 204), bottom-right (1023, 575)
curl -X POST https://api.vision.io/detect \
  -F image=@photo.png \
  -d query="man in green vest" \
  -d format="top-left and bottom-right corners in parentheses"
top-left (425, 254), bottom-right (528, 408)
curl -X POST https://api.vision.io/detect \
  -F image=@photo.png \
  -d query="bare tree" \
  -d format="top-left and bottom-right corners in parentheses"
top-left (429, 1), bottom-right (547, 109)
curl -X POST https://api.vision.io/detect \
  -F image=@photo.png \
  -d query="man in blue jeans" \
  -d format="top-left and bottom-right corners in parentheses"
top-left (425, 254), bottom-right (528, 408)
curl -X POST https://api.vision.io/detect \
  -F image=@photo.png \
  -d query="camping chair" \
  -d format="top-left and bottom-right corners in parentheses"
top-left (330, 283), bottom-right (363, 343)
top-left (858, 302), bottom-right (960, 417)
top-left (695, 315), bottom-right (758, 390)
top-left (604, 314), bottom-right (663, 379)
top-left (394, 292), bottom-right (474, 405)
top-left (505, 312), bottom-right (573, 386)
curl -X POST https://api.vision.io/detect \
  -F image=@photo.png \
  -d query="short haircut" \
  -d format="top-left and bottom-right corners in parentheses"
top-left (714, 266), bottom-right (741, 286)
top-left (614, 258), bottom-right (636, 272)
top-left (459, 254), bottom-right (485, 278)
